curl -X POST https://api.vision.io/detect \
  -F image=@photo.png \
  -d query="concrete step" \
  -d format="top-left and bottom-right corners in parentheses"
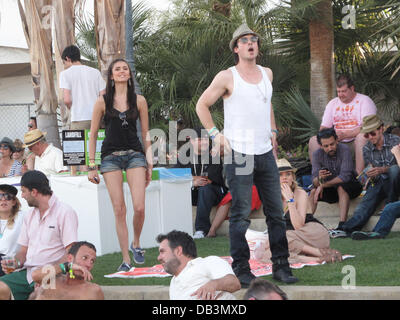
top-left (101, 285), bottom-right (400, 300)
top-left (192, 198), bottom-right (400, 236)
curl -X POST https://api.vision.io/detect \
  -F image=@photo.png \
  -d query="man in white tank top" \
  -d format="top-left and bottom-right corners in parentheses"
top-left (196, 24), bottom-right (298, 286)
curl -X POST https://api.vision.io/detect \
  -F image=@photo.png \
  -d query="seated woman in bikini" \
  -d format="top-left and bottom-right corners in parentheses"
top-left (254, 158), bottom-right (342, 264)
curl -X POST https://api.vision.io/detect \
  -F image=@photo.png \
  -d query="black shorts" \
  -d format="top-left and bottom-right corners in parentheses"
top-left (319, 179), bottom-right (362, 203)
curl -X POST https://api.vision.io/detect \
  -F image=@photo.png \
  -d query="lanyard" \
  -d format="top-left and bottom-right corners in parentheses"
top-left (193, 155), bottom-right (204, 177)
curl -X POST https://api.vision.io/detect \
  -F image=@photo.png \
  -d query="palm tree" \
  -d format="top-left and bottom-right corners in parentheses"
top-left (18, 0), bottom-right (61, 148)
top-left (94, 0), bottom-right (126, 78)
top-left (53, 0), bottom-right (82, 129)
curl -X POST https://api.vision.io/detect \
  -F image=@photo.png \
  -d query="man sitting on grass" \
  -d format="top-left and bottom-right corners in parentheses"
top-left (157, 230), bottom-right (241, 300)
top-left (29, 241), bottom-right (104, 300)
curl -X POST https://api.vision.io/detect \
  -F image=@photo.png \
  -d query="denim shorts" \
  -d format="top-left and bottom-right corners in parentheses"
top-left (100, 151), bottom-right (147, 174)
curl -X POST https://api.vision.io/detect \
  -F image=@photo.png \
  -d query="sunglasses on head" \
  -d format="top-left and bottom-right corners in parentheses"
top-left (0, 193), bottom-right (14, 201)
top-left (0, 145), bottom-right (9, 150)
top-left (119, 112), bottom-right (129, 129)
top-left (238, 36), bottom-right (259, 44)
top-left (364, 130), bottom-right (377, 139)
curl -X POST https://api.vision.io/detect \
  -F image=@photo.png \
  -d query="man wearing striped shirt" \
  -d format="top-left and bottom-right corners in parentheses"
top-left (332, 115), bottom-right (400, 238)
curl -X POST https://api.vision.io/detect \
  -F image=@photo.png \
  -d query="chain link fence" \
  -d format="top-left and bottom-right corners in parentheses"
top-left (0, 104), bottom-right (64, 144)
top-left (0, 103), bottom-right (35, 141)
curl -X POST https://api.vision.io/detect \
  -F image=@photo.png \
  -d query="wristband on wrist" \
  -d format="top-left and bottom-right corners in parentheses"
top-left (286, 198), bottom-right (295, 203)
top-left (208, 127), bottom-right (218, 135)
top-left (63, 262), bottom-right (70, 273)
top-left (59, 263), bottom-right (66, 274)
top-left (68, 263), bottom-right (75, 279)
top-left (272, 129), bottom-right (278, 134)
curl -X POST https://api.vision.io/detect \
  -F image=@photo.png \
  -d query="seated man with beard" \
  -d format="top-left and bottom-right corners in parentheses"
top-left (157, 230), bottom-right (240, 300)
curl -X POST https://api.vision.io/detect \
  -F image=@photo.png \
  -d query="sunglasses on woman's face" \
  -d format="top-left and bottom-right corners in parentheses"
top-left (364, 130), bottom-right (377, 139)
top-left (119, 112), bottom-right (129, 129)
top-left (0, 145), bottom-right (9, 150)
top-left (0, 193), bottom-right (14, 201)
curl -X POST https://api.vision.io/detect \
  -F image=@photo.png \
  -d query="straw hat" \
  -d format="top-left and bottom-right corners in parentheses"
top-left (360, 115), bottom-right (383, 134)
top-left (276, 158), bottom-right (297, 173)
top-left (23, 129), bottom-right (47, 148)
top-left (229, 23), bottom-right (260, 51)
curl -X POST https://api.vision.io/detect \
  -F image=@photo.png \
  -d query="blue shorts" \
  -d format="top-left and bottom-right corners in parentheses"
top-left (100, 151), bottom-right (147, 174)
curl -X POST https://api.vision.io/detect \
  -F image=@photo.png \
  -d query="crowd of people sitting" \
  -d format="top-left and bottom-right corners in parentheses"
top-left (1, 27), bottom-right (400, 301)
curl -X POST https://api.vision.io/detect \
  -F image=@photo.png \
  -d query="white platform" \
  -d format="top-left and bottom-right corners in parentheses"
top-left (2, 173), bottom-right (193, 256)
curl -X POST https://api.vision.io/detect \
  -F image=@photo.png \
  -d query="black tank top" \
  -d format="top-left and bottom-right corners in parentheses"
top-left (284, 212), bottom-right (323, 231)
top-left (100, 95), bottom-right (143, 159)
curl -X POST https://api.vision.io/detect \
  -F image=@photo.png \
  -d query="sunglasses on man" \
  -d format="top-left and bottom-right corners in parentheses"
top-left (238, 36), bottom-right (259, 45)
top-left (0, 145), bottom-right (9, 150)
top-left (0, 193), bottom-right (14, 201)
top-left (364, 130), bottom-right (378, 139)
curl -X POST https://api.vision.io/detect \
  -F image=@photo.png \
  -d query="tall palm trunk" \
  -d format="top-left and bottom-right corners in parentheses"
top-left (94, 0), bottom-right (126, 78)
top-left (53, 0), bottom-right (79, 130)
top-left (18, 0), bottom-right (61, 148)
top-left (212, 0), bottom-right (232, 17)
top-left (309, 0), bottom-right (335, 122)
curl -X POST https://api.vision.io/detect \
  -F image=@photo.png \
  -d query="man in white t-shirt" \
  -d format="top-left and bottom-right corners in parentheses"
top-left (23, 129), bottom-right (68, 176)
top-left (157, 230), bottom-right (240, 300)
top-left (59, 45), bottom-right (106, 130)
top-left (308, 74), bottom-right (377, 174)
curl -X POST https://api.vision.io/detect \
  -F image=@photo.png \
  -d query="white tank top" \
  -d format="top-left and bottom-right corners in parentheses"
top-left (223, 65), bottom-right (273, 155)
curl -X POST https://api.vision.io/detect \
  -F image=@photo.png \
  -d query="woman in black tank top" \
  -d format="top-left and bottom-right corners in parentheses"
top-left (255, 159), bottom-right (343, 264)
top-left (88, 59), bottom-right (152, 271)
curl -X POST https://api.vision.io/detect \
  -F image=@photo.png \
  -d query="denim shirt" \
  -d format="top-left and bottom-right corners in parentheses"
top-left (362, 133), bottom-right (400, 179)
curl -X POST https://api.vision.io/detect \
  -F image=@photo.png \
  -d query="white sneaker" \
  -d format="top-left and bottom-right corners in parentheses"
top-left (193, 231), bottom-right (205, 239)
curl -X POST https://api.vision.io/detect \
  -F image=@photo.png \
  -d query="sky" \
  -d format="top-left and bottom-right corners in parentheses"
top-left (0, 0), bottom-right (172, 49)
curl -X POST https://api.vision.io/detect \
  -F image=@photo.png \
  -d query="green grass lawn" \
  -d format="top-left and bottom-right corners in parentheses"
top-left (92, 232), bottom-right (400, 287)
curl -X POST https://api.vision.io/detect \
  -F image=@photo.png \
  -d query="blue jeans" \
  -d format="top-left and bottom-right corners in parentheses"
top-left (225, 150), bottom-right (289, 274)
top-left (195, 184), bottom-right (226, 233)
top-left (373, 201), bottom-right (400, 237)
top-left (343, 165), bottom-right (400, 233)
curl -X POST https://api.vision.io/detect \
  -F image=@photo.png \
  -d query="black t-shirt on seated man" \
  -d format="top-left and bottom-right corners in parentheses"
top-left (175, 149), bottom-right (227, 206)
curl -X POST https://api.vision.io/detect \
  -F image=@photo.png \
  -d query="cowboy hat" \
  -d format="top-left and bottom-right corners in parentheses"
top-left (360, 115), bottom-right (383, 134)
top-left (23, 129), bottom-right (47, 148)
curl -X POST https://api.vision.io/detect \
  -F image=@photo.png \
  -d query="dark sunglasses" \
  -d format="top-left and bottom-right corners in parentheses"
top-left (0, 193), bottom-right (14, 201)
top-left (119, 112), bottom-right (129, 129)
top-left (15, 149), bottom-right (24, 152)
top-left (0, 145), bottom-right (9, 150)
top-left (238, 36), bottom-right (259, 44)
top-left (364, 130), bottom-right (377, 139)
top-left (28, 124), bottom-right (33, 128)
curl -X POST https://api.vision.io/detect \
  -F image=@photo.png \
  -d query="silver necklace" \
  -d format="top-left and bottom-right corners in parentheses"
top-left (255, 79), bottom-right (268, 103)
top-left (239, 68), bottom-right (268, 103)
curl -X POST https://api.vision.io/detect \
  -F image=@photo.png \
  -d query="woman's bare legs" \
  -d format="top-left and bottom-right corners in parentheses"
top-left (126, 167), bottom-right (147, 249)
top-left (103, 170), bottom-right (131, 264)
top-left (207, 203), bottom-right (231, 237)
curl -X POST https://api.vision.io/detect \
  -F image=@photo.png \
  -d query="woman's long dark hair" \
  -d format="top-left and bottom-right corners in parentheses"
top-left (104, 58), bottom-right (137, 114)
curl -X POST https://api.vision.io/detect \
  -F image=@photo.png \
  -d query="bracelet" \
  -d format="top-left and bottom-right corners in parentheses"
top-left (272, 129), bottom-right (278, 134)
top-left (208, 127), bottom-right (218, 135)
top-left (64, 262), bottom-right (70, 273)
top-left (88, 166), bottom-right (97, 171)
top-left (68, 262), bottom-right (75, 279)
top-left (59, 263), bottom-right (66, 274)
top-left (88, 162), bottom-right (96, 167)
top-left (286, 198), bottom-right (295, 203)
